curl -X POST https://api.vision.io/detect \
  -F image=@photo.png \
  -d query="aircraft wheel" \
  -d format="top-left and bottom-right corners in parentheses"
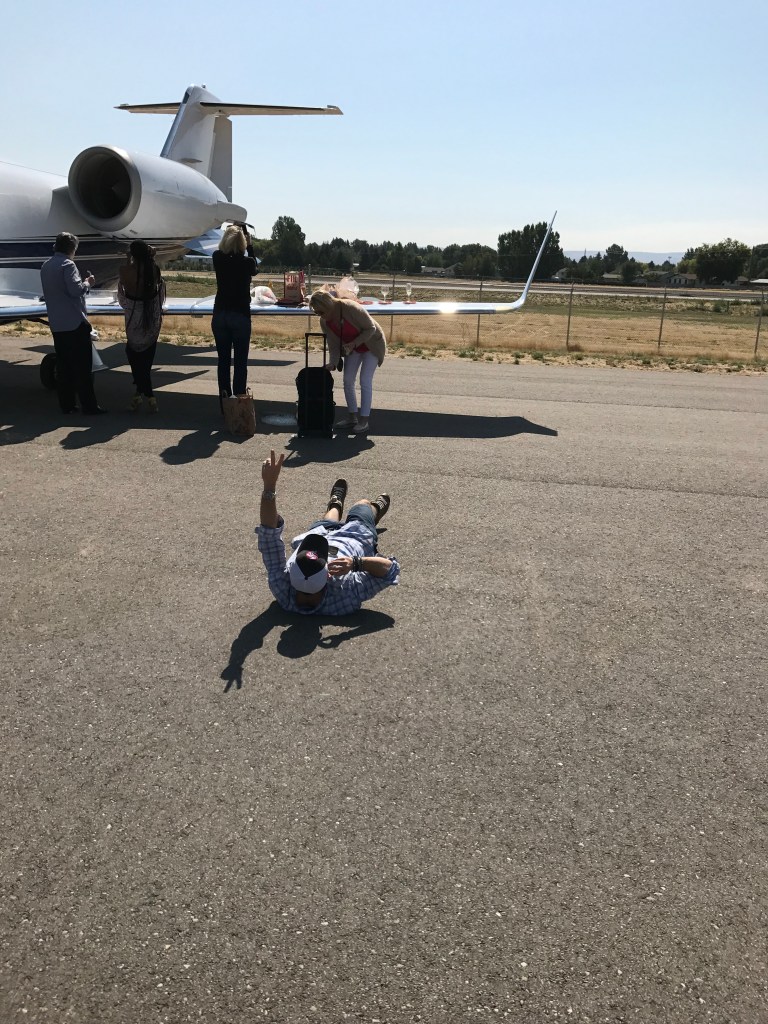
top-left (40, 352), bottom-right (58, 390)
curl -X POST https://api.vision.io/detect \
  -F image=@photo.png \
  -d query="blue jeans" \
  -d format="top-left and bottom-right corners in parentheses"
top-left (308, 503), bottom-right (378, 552)
top-left (212, 310), bottom-right (250, 396)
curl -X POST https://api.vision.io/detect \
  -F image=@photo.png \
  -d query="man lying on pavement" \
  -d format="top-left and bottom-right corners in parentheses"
top-left (257, 450), bottom-right (400, 615)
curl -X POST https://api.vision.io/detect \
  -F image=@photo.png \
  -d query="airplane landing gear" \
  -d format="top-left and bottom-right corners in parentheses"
top-left (40, 352), bottom-right (58, 390)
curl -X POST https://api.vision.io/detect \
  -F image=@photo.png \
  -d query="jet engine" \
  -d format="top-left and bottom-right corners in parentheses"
top-left (67, 146), bottom-right (245, 239)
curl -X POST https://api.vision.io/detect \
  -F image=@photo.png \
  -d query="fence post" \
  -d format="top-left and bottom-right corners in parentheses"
top-left (657, 287), bottom-right (668, 351)
top-left (476, 278), bottom-right (484, 352)
top-left (565, 280), bottom-right (575, 352)
top-left (755, 290), bottom-right (764, 358)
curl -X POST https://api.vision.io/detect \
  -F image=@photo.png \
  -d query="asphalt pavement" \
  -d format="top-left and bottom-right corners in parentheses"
top-left (1, 336), bottom-right (766, 1023)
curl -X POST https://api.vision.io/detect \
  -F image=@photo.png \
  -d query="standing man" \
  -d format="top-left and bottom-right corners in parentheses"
top-left (257, 450), bottom-right (400, 614)
top-left (40, 232), bottom-right (105, 415)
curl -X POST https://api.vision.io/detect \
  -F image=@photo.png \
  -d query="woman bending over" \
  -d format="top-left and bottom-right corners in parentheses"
top-left (309, 290), bottom-right (387, 434)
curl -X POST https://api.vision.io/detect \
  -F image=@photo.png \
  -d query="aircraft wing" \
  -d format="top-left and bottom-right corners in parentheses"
top-left (0, 214), bottom-right (556, 324)
top-left (0, 293), bottom-right (49, 325)
top-left (0, 291), bottom-right (533, 325)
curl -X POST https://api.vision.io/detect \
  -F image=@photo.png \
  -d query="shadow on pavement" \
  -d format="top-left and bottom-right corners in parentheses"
top-left (221, 603), bottom-right (396, 691)
top-left (160, 429), bottom-right (250, 464)
top-left (24, 339), bottom-right (296, 373)
top-left (277, 407), bottom-right (558, 467)
top-left (0, 352), bottom-right (259, 452)
top-left (1, 345), bottom-right (558, 461)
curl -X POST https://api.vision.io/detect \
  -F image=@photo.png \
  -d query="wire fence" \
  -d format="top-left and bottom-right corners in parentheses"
top-left (81, 273), bottom-right (767, 366)
top-left (244, 282), bottom-right (767, 365)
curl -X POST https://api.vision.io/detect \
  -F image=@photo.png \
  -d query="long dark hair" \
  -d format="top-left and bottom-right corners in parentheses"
top-left (128, 240), bottom-right (161, 330)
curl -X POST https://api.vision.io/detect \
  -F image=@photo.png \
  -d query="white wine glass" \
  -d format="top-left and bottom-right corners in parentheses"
top-left (380, 285), bottom-right (389, 303)
top-left (405, 282), bottom-right (413, 301)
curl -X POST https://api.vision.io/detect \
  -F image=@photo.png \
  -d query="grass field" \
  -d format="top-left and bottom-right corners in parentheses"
top-left (4, 273), bottom-right (766, 373)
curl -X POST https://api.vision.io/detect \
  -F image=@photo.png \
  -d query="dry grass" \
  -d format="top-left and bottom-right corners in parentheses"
top-left (4, 274), bottom-right (765, 374)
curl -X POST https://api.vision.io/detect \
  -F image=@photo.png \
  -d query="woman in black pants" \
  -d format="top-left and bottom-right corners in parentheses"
top-left (118, 241), bottom-right (166, 413)
top-left (212, 223), bottom-right (258, 404)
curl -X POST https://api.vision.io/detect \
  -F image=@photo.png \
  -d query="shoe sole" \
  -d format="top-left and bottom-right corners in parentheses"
top-left (372, 494), bottom-right (390, 523)
top-left (328, 479), bottom-right (348, 512)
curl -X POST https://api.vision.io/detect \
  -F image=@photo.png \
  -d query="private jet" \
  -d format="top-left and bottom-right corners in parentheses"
top-left (0, 84), bottom-right (555, 388)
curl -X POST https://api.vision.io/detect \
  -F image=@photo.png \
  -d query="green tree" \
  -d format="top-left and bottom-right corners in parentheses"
top-left (620, 258), bottom-right (639, 285)
top-left (404, 252), bottom-right (423, 275)
top-left (250, 236), bottom-right (275, 265)
top-left (604, 244), bottom-right (629, 273)
top-left (576, 254), bottom-right (604, 283)
top-left (694, 238), bottom-right (751, 284)
top-left (271, 215), bottom-right (306, 268)
top-left (748, 243), bottom-right (768, 279)
top-left (330, 245), bottom-right (354, 272)
top-left (477, 250), bottom-right (497, 277)
top-left (497, 222), bottom-right (564, 280)
top-left (387, 242), bottom-right (405, 273)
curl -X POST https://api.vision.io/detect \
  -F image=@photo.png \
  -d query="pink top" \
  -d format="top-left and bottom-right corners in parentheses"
top-left (325, 317), bottom-right (369, 353)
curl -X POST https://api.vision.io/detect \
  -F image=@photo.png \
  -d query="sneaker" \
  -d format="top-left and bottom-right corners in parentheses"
top-left (147, 397), bottom-right (158, 414)
top-left (371, 493), bottom-right (390, 523)
top-left (335, 412), bottom-right (358, 430)
top-left (128, 394), bottom-right (142, 413)
top-left (352, 416), bottom-right (369, 434)
top-left (327, 478), bottom-right (348, 514)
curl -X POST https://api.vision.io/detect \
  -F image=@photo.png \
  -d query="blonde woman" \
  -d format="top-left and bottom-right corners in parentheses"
top-left (309, 290), bottom-right (387, 434)
top-left (212, 223), bottom-right (258, 400)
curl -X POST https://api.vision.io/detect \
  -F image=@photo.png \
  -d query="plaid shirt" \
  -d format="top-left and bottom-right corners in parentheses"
top-left (257, 516), bottom-right (400, 615)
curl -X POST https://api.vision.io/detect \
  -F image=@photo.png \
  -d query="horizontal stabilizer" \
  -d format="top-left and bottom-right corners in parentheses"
top-left (116, 86), bottom-right (343, 201)
top-left (117, 102), bottom-right (342, 116)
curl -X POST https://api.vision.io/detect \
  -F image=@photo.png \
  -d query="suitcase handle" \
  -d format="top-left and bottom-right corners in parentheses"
top-left (304, 331), bottom-right (327, 369)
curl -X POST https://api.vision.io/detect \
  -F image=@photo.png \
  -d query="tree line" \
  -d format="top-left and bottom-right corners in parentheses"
top-left (251, 216), bottom-right (768, 285)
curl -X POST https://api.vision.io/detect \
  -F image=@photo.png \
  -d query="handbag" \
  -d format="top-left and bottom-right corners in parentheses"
top-left (222, 389), bottom-right (256, 436)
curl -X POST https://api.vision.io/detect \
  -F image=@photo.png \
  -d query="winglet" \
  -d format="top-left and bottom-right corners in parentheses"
top-left (518, 212), bottom-right (557, 303)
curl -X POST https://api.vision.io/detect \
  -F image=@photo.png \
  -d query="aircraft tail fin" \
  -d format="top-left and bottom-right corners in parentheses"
top-left (117, 85), bottom-right (342, 202)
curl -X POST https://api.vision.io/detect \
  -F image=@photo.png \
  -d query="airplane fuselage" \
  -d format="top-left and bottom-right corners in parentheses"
top-left (0, 85), bottom-right (348, 307)
top-left (0, 159), bottom-right (214, 297)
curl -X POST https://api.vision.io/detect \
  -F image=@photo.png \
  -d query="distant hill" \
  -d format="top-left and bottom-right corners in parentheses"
top-left (565, 250), bottom-right (684, 264)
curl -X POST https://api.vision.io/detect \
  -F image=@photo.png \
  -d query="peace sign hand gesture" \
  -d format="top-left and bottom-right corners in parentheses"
top-left (262, 449), bottom-right (284, 490)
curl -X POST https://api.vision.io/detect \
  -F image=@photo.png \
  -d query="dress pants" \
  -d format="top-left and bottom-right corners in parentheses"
top-left (51, 321), bottom-right (98, 413)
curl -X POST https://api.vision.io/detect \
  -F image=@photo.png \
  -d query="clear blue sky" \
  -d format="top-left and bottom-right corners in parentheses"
top-left (2, 1), bottom-right (766, 255)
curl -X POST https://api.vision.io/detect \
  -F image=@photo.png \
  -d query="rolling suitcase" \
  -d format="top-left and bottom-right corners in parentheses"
top-left (296, 332), bottom-right (335, 437)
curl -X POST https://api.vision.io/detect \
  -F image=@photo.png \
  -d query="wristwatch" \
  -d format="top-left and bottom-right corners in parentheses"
top-left (262, 489), bottom-right (276, 501)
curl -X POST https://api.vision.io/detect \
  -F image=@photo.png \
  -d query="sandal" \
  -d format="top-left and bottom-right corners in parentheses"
top-left (371, 493), bottom-right (390, 524)
top-left (327, 478), bottom-right (348, 514)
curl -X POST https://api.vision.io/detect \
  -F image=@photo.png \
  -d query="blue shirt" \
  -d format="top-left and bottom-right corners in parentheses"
top-left (40, 252), bottom-right (89, 332)
top-left (257, 516), bottom-right (400, 615)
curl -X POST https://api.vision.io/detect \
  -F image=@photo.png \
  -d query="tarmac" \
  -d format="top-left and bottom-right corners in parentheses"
top-left (1, 336), bottom-right (766, 1023)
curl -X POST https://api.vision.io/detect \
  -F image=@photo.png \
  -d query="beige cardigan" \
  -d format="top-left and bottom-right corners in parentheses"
top-left (319, 299), bottom-right (387, 368)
